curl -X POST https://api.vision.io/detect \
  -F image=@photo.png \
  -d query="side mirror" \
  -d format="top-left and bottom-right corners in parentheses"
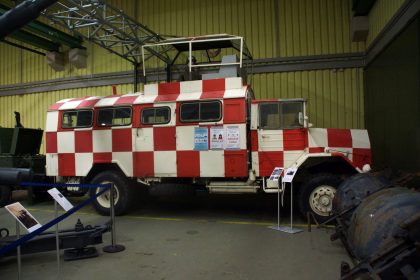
top-left (298, 112), bottom-right (304, 126)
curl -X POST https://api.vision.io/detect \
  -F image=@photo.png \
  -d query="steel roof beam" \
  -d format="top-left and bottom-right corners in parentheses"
top-left (0, 3), bottom-right (83, 48)
top-left (42, 0), bottom-right (169, 65)
top-left (0, 0), bottom-right (58, 39)
top-left (8, 29), bottom-right (60, 51)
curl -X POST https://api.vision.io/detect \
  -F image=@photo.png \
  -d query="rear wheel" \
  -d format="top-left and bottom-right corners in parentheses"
top-left (89, 171), bottom-right (135, 216)
top-left (0, 186), bottom-right (12, 207)
top-left (298, 174), bottom-right (343, 223)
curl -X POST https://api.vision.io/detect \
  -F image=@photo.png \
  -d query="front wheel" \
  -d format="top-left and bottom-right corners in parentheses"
top-left (298, 174), bottom-right (343, 223)
top-left (89, 171), bottom-right (135, 216)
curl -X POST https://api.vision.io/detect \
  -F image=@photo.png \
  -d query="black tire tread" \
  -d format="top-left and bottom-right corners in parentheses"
top-left (89, 171), bottom-right (136, 216)
top-left (298, 173), bottom-right (343, 223)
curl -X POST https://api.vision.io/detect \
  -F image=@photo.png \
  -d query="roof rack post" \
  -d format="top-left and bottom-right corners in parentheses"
top-left (240, 37), bottom-right (243, 68)
top-left (188, 41), bottom-right (192, 80)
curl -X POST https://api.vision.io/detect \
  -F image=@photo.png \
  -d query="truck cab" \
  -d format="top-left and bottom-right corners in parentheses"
top-left (45, 34), bottom-right (371, 221)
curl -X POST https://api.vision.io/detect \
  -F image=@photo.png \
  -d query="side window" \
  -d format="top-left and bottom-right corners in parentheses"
top-left (180, 101), bottom-right (221, 122)
top-left (62, 110), bottom-right (93, 128)
top-left (259, 103), bottom-right (280, 129)
top-left (141, 107), bottom-right (170, 125)
top-left (282, 102), bottom-right (303, 129)
top-left (259, 101), bottom-right (304, 129)
top-left (97, 107), bottom-right (132, 127)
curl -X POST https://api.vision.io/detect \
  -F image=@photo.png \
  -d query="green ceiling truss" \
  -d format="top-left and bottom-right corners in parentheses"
top-left (0, 2), bottom-right (83, 53)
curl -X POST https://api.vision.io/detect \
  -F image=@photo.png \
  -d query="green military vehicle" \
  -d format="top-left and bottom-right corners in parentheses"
top-left (0, 113), bottom-right (47, 206)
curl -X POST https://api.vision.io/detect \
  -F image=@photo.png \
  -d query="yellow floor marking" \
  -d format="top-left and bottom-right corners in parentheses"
top-left (25, 207), bottom-right (334, 228)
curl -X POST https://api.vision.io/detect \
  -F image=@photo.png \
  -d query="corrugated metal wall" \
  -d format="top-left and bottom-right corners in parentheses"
top-left (0, 0), bottom-right (366, 85)
top-left (0, 84), bottom-right (134, 153)
top-left (0, 0), bottom-right (369, 154)
top-left (251, 68), bottom-right (364, 129)
top-left (367, 0), bottom-right (405, 46)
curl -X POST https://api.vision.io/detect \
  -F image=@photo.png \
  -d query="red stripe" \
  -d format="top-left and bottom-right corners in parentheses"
top-left (75, 130), bottom-right (92, 153)
top-left (93, 152), bottom-right (112, 163)
top-left (45, 132), bottom-right (57, 153)
top-left (250, 130), bottom-right (258, 151)
top-left (77, 98), bottom-right (100, 109)
top-left (176, 151), bottom-right (200, 177)
top-left (283, 128), bottom-right (308, 151)
top-left (203, 78), bottom-right (225, 91)
top-left (223, 98), bottom-right (246, 124)
top-left (309, 147), bottom-right (325, 153)
top-left (201, 79), bottom-right (225, 99)
top-left (48, 103), bottom-right (64, 111)
top-left (58, 154), bottom-right (75, 176)
top-left (153, 127), bottom-right (176, 151)
top-left (114, 95), bottom-right (138, 105)
top-left (352, 148), bottom-right (372, 168)
top-left (327, 128), bottom-right (352, 148)
top-left (258, 151), bottom-right (284, 177)
top-left (112, 128), bottom-right (132, 152)
top-left (224, 150), bottom-right (248, 177)
top-left (133, 152), bottom-right (154, 177)
top-left (155, 82), bottom-right (180, 102)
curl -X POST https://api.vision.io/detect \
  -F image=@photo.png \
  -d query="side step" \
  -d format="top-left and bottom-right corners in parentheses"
top-left (207, 182), bottom-right (259, 194)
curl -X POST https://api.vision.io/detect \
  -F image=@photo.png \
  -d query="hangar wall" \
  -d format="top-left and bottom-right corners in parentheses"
top-left (0, 0), bottom-right (405, 154)
top-left (365, 12), bottom-right (420, 173)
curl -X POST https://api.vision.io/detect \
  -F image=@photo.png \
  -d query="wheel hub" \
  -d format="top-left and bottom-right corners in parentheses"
top-left (309, 185), bottom-right (336, 217)
top-left (96, 182), bottom-right (119, 208)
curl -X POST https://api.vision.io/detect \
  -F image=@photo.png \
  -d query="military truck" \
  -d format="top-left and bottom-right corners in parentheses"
top-left (0, 113), bottom-right (47, 206)
top-left (44, 35), bottom-right (372, 221)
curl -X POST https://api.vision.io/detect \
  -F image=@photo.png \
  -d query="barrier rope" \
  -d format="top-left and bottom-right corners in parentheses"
top-left (0, 183), bottom-right (111, 257)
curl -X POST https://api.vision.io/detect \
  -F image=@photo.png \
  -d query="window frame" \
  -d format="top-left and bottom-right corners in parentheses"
top-left (61, 110), bottom-right (93, 129)
top-left (96, 106), bottom-right (132, 127)
top-left (258, 101), bottom-right (304, 130)
top-left (141, 106), bottom-right (171, 125)
top-left (179, 100), bottom-right (222, 123)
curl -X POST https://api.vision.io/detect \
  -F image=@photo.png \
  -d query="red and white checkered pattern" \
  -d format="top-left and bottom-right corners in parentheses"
top-left (48, 77), bottom-right (246, 111)
top-left (250, 127), bottom-right (371, 177)
top-left (46, 77), bottom-right (371, 179)
top-left (46, 78), bottom-right (249, 178)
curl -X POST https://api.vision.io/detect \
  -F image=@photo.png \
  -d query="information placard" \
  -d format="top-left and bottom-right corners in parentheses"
top-left (210, 126), bottom-right (224, 150)
top-left (269, 167), bottom-right (284, 181)
top-left (5, 202), bottom-right (42, 233)
top-left (48, 188), bottom-right (74, 211)
top-left (225, 126), bottom-right (240, 150)
top-left (194, 127), bottom-right (208, 150)
top-left (283, 167), bottom-right (298, 183)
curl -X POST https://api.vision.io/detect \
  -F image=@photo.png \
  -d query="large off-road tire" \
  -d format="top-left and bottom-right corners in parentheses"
top-left (89, 171), bottom-right (135, 216)
top-left (298, 174), bottom-right (343, 223)
top-left (0, 185), bottom-right (12, 207)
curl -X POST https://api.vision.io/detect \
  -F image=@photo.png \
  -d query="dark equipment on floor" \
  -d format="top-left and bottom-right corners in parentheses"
top-left (0, 112), bottom-right (48, 206)
top-left (0, 219), bottom-right (111, 261)
top-left (331, 173), bottom-right (420, 280)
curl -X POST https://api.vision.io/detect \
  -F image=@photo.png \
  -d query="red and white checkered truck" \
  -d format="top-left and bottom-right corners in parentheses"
top-left (45, 35), bottom-right (371, 221)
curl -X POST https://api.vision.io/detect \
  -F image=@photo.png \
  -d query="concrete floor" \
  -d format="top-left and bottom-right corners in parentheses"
top-left (0, 191), bottom-right (351, 280)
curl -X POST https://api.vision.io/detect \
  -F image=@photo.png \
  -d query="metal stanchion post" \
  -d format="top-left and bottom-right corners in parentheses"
top-left (269, 181), bottom-right (283, 231)
top-left (103, 184), bottom-right (125, 253)
top-left (54, 200), bottom-right (60, 276)
top-left (16, 221), bottom-right (21, 280)
top-left (290, 182), bottom-right (293, 230)
top-left (277, 181), bottom-right (280, 229)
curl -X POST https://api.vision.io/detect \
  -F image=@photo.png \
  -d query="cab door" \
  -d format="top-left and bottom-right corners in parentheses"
top-left (133, 103), bottom-right (177, 177)
top-left (257, 102), bottom-right (284, 151)
top-left (255, 101), bottom-right (306, 176)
